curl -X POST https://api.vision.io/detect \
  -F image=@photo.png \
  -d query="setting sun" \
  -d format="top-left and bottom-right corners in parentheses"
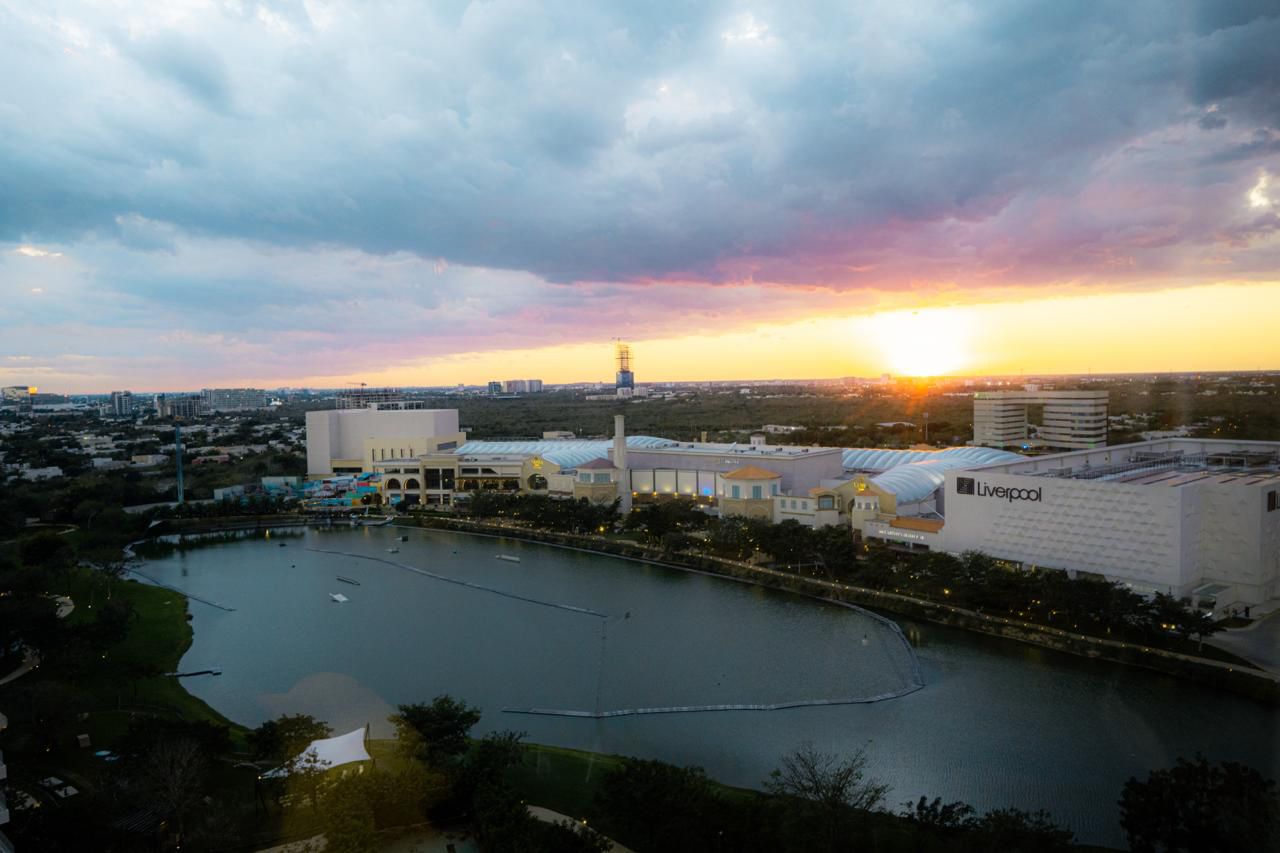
top-left (861, 308), bottom-right (973, 377)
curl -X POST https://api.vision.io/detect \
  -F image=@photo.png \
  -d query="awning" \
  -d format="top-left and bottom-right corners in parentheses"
top-left (262, 726), bottom-right (371, 779)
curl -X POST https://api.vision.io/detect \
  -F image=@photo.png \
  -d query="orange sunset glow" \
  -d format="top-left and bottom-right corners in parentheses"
top-left (284, 281), bottom-right (1280, 389)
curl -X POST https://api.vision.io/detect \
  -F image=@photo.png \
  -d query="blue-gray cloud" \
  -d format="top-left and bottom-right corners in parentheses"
top-left (1, 0), bottom-right (1276, 286)
top-left (1, 1), bottom-right (1279, 389)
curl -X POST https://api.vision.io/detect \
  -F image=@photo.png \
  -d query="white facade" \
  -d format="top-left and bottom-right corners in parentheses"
top-left (940, 439), bottom-right (1280, 606)
top-left (973, 388), bottom-right (1109, 450)
top-left (305, 408), bottom-right (464, 476)
top-left (624, 443), bottom-right (844, 499)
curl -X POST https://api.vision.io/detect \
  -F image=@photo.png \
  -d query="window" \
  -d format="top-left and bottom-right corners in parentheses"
top-left (752, 485), bottom-right (763, 499)
top-left (771, 483), bottom-right (779, 495)
top-left (818, 496), bottom-right (835, 510)
top-left (1269, 490), bottom-right (1278, 512)
top-left (593, 472), bottom-right (611, 483)
top-left (731, 485), bottom-right (741, 499)
top-left (580, 473), bottom-right (591, 482)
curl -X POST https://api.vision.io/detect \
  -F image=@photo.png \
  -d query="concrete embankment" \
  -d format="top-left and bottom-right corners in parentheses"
top-left (399, 516), bottom-right (1280, 706)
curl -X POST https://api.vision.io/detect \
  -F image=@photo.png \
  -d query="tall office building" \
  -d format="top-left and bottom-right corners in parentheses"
top-left (202, 387), bottom-right (268, 411)
top-left (973, 387), bottom-right (1109, 450)
top-left (526, 379), bottom-right (544, 393)
top-left (503, 379), bottom-right (529, 393)
top-left (156, 394), bottom-right (206, 420)
top-left (109, 390), bottom-right (135, 417)
top-left (615, 342), bottom-right (635, 397)
top-left (487, 381), bottom-right (503, 395)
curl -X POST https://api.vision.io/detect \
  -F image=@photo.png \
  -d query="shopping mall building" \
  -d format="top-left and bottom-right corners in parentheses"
top-left (303, 407), bottom-right (1279, 609)
top-left (929, 439), bottom-right (1280, 607)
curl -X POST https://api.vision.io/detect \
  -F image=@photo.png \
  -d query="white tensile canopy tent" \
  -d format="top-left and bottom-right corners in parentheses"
top-left (261, 725), bottom-right (372, 779)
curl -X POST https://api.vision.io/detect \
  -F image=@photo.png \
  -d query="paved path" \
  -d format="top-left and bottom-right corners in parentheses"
top-left (528, 806), bottom-right (633, 852)
top-left (1205, 609), bottom-right (1280, 674)
top-left (0, 649), bottom-right (39, 686)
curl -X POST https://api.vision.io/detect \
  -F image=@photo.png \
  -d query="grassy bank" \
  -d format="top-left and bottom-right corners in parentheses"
top-left (50, 569), bottom-right (245, 736)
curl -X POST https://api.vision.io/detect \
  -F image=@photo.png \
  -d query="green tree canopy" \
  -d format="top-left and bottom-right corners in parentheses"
top-left (1120, 755), bottom-right (1279, 852)
top-left (389, 694), bottom-right (483, 768)
top-left (248, 713), bottom-right (334, 761)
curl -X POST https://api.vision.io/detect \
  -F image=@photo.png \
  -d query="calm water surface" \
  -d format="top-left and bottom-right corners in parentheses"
top-left (142, 527), bottom-right (1280, 847)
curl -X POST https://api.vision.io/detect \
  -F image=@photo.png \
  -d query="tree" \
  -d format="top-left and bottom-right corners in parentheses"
top-left (965, 808), bottom-right (1073, 852)
top-left (1119, 756), bottom-right (1279, 852)
top-left (320, 773), bottom-right (378, 853)
top-left (766, 742), bottom-right (890, 852)
top-left (901, 795), bottom-right (975, 833)
top-left (136, 737), bottom-right (210, 846)
top-left (18, 530), bottom-right (75, 571)
top-left (249, 713), bottom-right (334, 761)
top-left (761, 519), bottom-right (813, 566)
top-left (456, 730), bottom-right (527, 797)
top-left (473, 783), bottom-right (611, 853)
top-left (389, 694), bottom-right (482, 768)
top-left (594, 758), bottom-right (717, 853)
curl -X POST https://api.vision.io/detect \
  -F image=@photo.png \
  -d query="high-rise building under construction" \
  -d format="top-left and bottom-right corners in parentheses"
top-left (615, 342), bottom-right (635, 397)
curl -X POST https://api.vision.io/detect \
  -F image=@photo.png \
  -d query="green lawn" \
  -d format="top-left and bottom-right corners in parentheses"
top-left (45, 570), bottom-right (246, 735)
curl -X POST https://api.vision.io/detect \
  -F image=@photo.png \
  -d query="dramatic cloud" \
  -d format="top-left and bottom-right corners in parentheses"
top-left (1, 1), bottom-right (1278, 388)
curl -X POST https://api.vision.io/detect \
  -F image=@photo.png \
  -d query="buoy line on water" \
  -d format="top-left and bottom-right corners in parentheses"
top-left (503, 684), bottom-right (925, 718)
top-left (304, 547), bottom-right (608, 618)
top-left (304, 545), bottom-right (925, 717)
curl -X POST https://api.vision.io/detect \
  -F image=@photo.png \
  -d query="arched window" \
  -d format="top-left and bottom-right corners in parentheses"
top-left (385, 478), bottom-right (402, 490)
top-left (404, 478), bottom-right (420, 490)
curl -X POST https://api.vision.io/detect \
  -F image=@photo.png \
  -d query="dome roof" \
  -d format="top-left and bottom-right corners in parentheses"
top-left (856, 446), bottom-right (1024, 504)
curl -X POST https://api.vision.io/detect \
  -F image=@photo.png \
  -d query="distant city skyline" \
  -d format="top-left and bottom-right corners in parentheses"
top-left (3, 3), bottom-right (1278, 393)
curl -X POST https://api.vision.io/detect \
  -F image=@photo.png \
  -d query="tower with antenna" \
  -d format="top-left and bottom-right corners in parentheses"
top-left (614, 340), bottom-right (635, 398)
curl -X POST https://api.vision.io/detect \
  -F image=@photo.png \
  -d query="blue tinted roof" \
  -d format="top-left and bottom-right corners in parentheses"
top-left (855, 446), bottom-right (1024, 503)
top-left (457, 436), bottom-right (675, 470)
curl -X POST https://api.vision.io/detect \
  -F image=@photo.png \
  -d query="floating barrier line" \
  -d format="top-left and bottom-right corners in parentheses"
top-left (126, 568), bottom-right (236, 612)
top-left (403, 524), bottom-right (925, 690)
top-left (503, 683), bottom-right (924, 718)
top-left (305, 547), bottom-right (609, 618)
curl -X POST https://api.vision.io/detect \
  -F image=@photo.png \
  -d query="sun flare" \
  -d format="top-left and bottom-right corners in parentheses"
top-left (862, 308), bottom-right (972, 377)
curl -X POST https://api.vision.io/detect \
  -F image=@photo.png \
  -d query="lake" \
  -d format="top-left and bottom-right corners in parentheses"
top-left (141, 526), bottom-right (1280, 847)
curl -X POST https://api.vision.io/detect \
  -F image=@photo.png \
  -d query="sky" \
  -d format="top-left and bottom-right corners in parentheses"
top-left (2, 1), bottom-right (1279, 392)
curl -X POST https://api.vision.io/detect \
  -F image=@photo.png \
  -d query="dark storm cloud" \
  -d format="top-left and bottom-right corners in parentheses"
top-left (2, 1), bottom-right (1280, 388)
top-left (2, 0), bottom-right (1278, 287)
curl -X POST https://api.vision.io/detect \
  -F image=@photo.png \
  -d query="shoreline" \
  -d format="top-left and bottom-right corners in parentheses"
top-left (394, 515), bottom-right (1280, 705)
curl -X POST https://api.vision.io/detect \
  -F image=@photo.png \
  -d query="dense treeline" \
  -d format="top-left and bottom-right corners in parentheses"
top-left (465, 491), bottom-right (621, 533)
top-left (841, 547), bottom-right (1220, 646)
top-left (456, 495), bottom-right (1221, 652)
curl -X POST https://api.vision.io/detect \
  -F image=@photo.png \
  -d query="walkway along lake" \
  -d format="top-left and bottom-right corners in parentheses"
top-left (140, 526), bottom-right (1280, 848)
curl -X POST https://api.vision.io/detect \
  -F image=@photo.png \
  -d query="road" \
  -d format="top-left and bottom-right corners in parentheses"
top-left (1205, 609), bottom-right (1280, 674)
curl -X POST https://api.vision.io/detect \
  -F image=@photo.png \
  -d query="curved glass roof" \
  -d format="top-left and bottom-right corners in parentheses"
top-left (841, 445), bottom-right (1020, 471)
top-left (455, 439), bottom-right (1019, 503)
top-left (457, 436), bottom-right (674, 471)
top-left (857, 446), bottom-right (1024, 504)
